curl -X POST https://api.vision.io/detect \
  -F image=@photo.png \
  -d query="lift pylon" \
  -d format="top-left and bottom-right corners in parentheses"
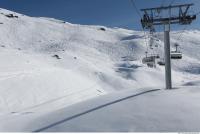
top-left (140, 3), bottom-right (196, 89)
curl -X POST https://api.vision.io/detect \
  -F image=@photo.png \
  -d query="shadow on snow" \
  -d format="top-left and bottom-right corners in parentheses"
top-left (33, 89), bottom-right (160, 132)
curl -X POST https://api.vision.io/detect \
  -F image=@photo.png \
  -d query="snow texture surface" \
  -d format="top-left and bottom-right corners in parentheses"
top-left (0, 8), bottom-right (200, 132)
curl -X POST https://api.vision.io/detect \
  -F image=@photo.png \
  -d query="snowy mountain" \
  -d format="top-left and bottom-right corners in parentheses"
top-left (0, 8), bottom-right (200, 132)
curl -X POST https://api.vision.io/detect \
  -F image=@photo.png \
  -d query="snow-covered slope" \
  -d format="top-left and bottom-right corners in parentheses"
top-left (0, 8), bottom-right (200, 132)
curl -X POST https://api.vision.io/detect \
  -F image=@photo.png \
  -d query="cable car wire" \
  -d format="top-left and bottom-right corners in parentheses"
top-left (129, 0), bottom-right (149, 53)
top-left (129, 0), bottom-right (142, 18)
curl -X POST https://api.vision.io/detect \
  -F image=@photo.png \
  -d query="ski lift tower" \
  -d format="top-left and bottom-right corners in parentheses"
top-left (140, 3), bottom-right (196, 89)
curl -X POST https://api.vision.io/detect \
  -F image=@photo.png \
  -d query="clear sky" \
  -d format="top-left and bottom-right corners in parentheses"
top-left (0, 0), bottom-right (200, 31)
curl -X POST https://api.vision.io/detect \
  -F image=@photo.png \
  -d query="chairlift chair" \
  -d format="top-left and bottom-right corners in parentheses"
top-left (151, 54), bottom-right (160, 59)
top-left (171, 51), bottom-right (182, 59)
top-left (142, 57), bottom-right (156, 68)
top-left (157, 60), bottom-right (165, 66)
top-left (142, 56), bottom-right (154, 64)
top-left (142, 56), bottom-right (156, 68)
top-left (171, 43), bottom-right (182, 59)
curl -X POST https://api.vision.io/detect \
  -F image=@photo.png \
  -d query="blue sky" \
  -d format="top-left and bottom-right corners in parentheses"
top-left (0, 0), bottom-right (200, 30)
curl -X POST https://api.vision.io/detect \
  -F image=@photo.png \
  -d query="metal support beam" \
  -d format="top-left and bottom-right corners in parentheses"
top-left (164, 24), bottom-right (172, 89)
top-left (141, 3), bottom-right (194, 11)
top-left (140, 3), bottom-right (196, 89)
